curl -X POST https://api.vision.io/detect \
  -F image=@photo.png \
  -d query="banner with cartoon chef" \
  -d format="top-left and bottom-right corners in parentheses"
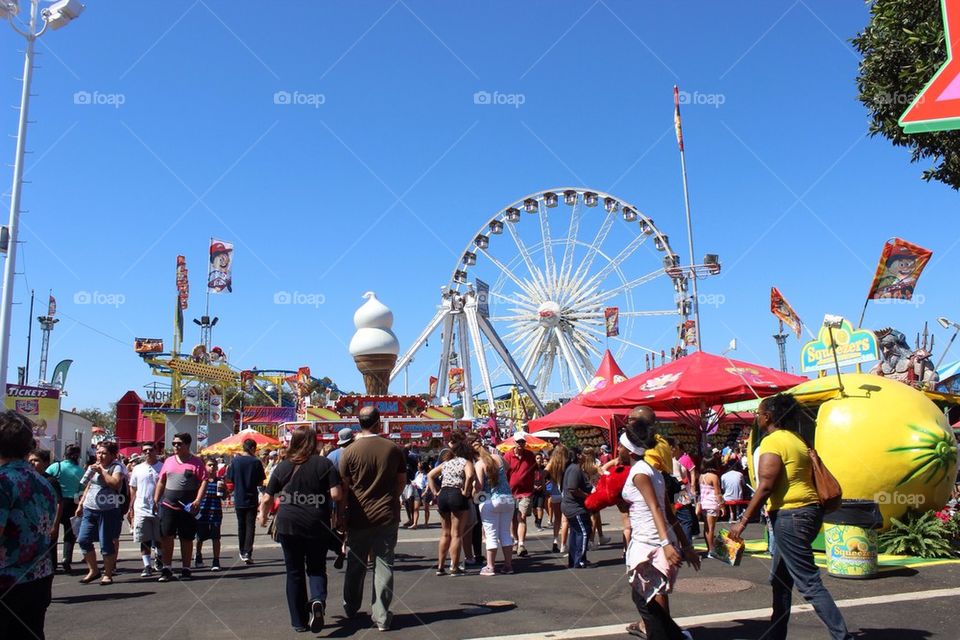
top-left (866, 238), bottom-right (932, 300)
top-left (207, 239), bottom-right (233, 294)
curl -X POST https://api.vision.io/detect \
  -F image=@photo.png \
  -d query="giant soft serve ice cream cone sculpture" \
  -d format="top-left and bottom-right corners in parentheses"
top-left (348, 292), bottom-right (399, 395)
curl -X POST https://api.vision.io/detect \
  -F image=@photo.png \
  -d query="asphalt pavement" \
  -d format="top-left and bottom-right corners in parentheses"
top-left (44, 506), bottom-right (960, 639)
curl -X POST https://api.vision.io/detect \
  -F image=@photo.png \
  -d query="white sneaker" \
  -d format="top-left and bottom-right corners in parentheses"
top-left (559, 543), bottom-right (568, 553)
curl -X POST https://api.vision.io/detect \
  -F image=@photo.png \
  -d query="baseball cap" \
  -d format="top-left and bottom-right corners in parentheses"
top-left (337, 428), bottom-right (355, 446)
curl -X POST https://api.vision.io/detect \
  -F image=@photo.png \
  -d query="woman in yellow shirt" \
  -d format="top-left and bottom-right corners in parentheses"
top-left (729, 394), bottom-right (853, 640)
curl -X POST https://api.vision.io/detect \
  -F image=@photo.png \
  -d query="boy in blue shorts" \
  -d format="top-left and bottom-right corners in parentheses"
top-left (195, 458), bottom-right (224, 571)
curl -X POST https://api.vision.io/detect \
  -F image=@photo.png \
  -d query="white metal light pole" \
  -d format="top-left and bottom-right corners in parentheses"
top-left (0, 0), bottom-right (83, 402)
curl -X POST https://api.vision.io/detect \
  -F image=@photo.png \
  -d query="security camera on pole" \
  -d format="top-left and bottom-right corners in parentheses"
top-left (0, 0), bottom-right (83, 402)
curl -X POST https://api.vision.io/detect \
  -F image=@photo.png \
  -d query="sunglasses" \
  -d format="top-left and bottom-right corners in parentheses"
top-left (142, 448), bottom-right (154, 453)
top-left (172, 441), bottom-right (185, 447)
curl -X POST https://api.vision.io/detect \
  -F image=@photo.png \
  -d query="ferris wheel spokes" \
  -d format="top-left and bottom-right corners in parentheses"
top-left (505, 220), bottom-right (549, 293)
top-left (537, 200), bottom-right (558, 290)
top-left (559, 197), bottom-right (582, 285)
top-left (582, 232), bottom-right (651, 292)
top-left (555, 326), bottom-right (590, 391)
top-left (477, 247), bottom-right (539, 301)
top-left (570, 208), bottom-right (617, 289)
top-left (519, 326), bottom-right (548, 378)
top-left (581, 268), bottom-right (668, 306)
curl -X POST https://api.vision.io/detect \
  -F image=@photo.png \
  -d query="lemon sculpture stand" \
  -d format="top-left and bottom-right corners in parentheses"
top-left (747, 374), bottom-right (957, 577)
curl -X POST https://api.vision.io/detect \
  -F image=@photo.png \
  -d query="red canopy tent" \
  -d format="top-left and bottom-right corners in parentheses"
top-left (583, 351), bottom-right (807, 410)
top-left (581, 351), bottom-right (806, 452)
top-left (528, 350), bottom-right (631, 445)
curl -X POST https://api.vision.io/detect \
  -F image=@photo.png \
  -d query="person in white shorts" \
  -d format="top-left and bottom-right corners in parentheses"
top-left (129, 443), bottom-right (164, 577)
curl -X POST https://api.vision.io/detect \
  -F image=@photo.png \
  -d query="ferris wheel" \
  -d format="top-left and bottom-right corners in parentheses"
top-left (393, 187), bottom-right (716, 417)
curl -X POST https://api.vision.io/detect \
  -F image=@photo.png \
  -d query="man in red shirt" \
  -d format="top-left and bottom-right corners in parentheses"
top-left (598, 444), bottom-right (613, 465)
top-left (503, 433), bottom-right (536, 557)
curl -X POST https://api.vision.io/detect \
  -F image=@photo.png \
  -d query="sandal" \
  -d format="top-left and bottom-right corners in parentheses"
top-left (626, 622), bottom-right (647, 639)
top-left (99, 575), bottom-right (114, 586)
top-left (79, 573), bottom-right (101, 584)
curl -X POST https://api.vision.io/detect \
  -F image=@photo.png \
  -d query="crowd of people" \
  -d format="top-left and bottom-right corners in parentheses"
top-left (0, 398), bottom-right (858, 639)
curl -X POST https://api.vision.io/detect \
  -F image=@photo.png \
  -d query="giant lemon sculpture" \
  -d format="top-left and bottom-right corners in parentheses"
top-left (793, 374), bottom-right (956, 529)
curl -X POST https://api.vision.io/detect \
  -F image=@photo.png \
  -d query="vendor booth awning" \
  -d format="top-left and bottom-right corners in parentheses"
top-left (583, 351), bottom-right (808, 410)
top-left (201, 427), bottom-right (281, 455)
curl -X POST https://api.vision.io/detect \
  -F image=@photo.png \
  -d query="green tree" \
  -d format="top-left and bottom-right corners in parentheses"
top-left (853, 0), bottom-right (960, 189)
top-left (75, 405), bottom-right (117, 435)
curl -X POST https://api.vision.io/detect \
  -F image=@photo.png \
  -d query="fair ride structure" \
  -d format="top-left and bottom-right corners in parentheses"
top-left (391, 187), bottom-right (721, 422)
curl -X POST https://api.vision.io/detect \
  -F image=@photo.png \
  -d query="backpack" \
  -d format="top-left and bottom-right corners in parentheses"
top-left (585, 465), bottom-right (630, 512)
top-left (119, 475), bottom-right (131, 516)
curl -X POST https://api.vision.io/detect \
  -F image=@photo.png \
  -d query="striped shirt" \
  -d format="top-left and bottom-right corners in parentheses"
top-left (195, 479), bottom-right (224, 524)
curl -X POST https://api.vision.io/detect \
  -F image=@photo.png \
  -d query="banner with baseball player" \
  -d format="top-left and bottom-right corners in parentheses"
top-left (207, 239), bottom-right (234, 294)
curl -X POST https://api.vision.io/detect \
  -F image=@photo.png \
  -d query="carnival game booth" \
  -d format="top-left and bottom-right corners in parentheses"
top-left (277, 394), bottom-right (470, 445)
top-left (583, 351), bottom-right (807, 454)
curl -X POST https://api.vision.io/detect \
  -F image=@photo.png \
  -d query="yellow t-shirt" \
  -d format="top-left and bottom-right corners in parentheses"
top-left (756, 429), bottom-right (819, 512)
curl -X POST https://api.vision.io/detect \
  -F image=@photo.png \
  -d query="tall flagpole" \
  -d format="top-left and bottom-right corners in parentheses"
top-left (674, 85), bottom-right (702, 350)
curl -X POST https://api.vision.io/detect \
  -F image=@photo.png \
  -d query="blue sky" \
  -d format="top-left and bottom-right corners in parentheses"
top-left (1, 1), bottom-right (958, 411)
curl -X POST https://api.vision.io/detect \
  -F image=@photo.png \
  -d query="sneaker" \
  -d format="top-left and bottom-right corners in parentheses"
top-left (333, 554), bottom-right (345, 570)
top-left (559, 543), bottom-right (568, 553)
top-left (154, 556), bottom-right (164, 571)
top-left (244, 555), bottom-right (254, 566)
top-left (308, 600), bottom-right (325, 633)
top-left (449, 568), bottom-right (466, 577)
top-left (479, 566), bottom-right (496, 576)
top-left (140, 566), bottom-right (155, 578)
top-left (458, 560), bottom-right (466, 572)
top-left (194, 556), bottom-right (205, 568)
top-left (239, 552), bottom-right (248, 563)
top-left (210, 560), bottom-right (221, 572)
top-left (436, 567), bottom-right (446, 576)
top-left (502, 565), bottom-right (514, 575)
top-left (377, 612), bottom-right (393, 632)
top-left (517, 546), bottom-right (528, 558)
top-left (552, 543), bottom-right (560, 554)
top-left (180, 568), bottom-right (192, 581)
top-left (158, 568), bottom-right (174, 582)
top-left (598, 535), bottom-right (611, 545)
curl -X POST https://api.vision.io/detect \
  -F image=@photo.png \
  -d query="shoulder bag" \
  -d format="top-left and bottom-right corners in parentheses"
top-left (267, 463), bottom-right (302, 541)
top-left (807, 448), bottom-right (842, 513)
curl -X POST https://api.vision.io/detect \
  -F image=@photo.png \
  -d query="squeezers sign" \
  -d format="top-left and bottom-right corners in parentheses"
top-left (801, 318), bottom-right (879, 373)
